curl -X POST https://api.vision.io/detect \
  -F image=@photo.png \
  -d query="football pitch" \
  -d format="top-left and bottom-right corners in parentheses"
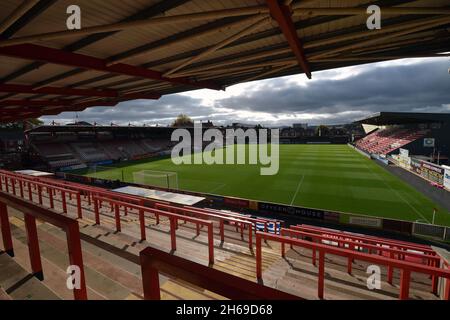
top-left (78, 145), bottom-right (450, 226)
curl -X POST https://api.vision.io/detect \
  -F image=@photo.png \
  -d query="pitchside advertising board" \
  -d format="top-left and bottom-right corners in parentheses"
top-left (394, 148), bottom-right (412, 170)
top-left (443, 165), bottom-right (450, 190)
top-left (420, 160), bottom-right (444, 185)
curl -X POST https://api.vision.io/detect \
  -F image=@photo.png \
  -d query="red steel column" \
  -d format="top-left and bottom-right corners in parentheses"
top-left (114, 203), bottom-right (121, 232)
top-left (11, 178), bottom-right (16, 196)
top-left (66, 223), bottom-right (87, 300)
top-left (0, 202), bottom-right (14, 257)
top-left (24, 214), bottom-right (43, 280)
top-left (27, 182), bottom-right (32, 200)
top-left (139, 211), bottom-right (146, 241)
top-left (76, 193), bottom-right (82, 219)
top-left (347, 256), bottom-right (352, 275)
top-left (94, 198), bottom-right (100, 224)
top-left (318, 250), bottom-right (325, 299)
top-left (61, 191), bottom-right (67, 213)
top-left (248, 224), bottom-right (253, 250)
top-left (388, 252), bottom-right (394, 284)
top-left (140, 256), bottom-right (161, 300)
top-left (220, 219), bottom-right (224, 242)
top-left (37, 185), bottom-right (42, 205)
top-left (208, 223), bottom-right (214, 265)
top-left (169, 217), bottom-right (177, 252)
top-left (399, 269), bottom-right (411, 300)
top-left (256, 234), bottom-right (262, 279)
top-left (19, 180), bottom-right (24, 198)
top-left (48, 187), bottom-right (54, 208)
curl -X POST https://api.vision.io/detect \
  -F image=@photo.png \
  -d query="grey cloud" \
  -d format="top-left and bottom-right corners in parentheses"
top-left (42, 59), bottom-right (450, 126)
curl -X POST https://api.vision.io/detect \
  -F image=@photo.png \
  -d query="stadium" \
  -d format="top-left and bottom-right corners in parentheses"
top-left (1, 0), bottom-right (450, 305)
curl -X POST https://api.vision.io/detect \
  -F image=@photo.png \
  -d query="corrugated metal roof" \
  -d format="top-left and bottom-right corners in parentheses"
top-left (0, 0), bottom-right (449, 121)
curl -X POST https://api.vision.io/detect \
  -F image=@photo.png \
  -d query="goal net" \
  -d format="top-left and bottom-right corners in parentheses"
top-left (132, 170), bottom-right (179, 189)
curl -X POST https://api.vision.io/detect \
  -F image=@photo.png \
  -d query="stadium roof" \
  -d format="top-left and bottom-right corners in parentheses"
top-left (1, 0), bottom-right (450, 123)
top-left (355, 112), bottom-right (450, 125)
top-left (26, 124), bottom-right (175, 134)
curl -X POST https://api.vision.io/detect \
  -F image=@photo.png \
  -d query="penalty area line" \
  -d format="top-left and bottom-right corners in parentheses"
top-left (290, 175), bottom-right (305, 206)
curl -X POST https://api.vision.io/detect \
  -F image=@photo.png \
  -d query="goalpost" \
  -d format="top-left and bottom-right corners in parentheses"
top-left (132, 170), bottom-right (179, 189)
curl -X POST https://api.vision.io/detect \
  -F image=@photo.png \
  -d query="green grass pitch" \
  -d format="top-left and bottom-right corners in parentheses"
top-left (77, 144), bottom-right (450, 226)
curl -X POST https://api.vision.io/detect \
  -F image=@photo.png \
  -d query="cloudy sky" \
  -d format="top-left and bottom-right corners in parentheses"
top-left (41, 57), bottom-right (450, 127)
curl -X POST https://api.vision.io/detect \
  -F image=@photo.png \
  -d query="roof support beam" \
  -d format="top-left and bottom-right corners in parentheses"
top-left (293, 7), bottom-right (450, 18)
top-left (266, 0), bottom-right (311, 79)
top-left (0, 44), bottom-right (222, 91)
top-left (0, 0), bottom-right (40, 34)
top-left (164, 16), bottom-right (271, 77)
top-left (0, 0), bottom-right (190, 86)
top-left (0, 83), bottom-right (118, 98)
top-left (0, 99), bottom-right (76, 107)
top-left (0, 6), bottom-right (270, 47)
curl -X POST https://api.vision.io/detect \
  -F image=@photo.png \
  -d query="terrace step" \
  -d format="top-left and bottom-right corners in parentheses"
top-left (0, 251), bottom-right (60, 300)
top-left (7, 209), bottom-right (227, 300)
top-left (277, 247), bottom-right (438, 300)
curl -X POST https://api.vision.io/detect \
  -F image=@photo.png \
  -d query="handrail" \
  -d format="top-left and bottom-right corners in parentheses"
top-left (156, 203), bottom-right (253, 250)
top-left (256, 232), bottom-right (450, 300)
top-left (140, 246), bottom-right (302, 300)
top-left (281, 227), bottom-right (440, 291)
top-left (93, 196), bottom-right (215, 264)
top-left (0, 171), bottom-right (83, 218)
top-left (293, 224), bottom-right (434, 254)
top-left (190, 206), bottom-right (282, 232)
top-left (282, 228), bottom-right (439, 264)
top-left (0, 190), bottom-right (87, 300)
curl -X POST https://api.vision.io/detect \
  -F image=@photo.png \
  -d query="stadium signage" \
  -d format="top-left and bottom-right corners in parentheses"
top-left (259, 202), bottom-right (324, 220)
top-left (420, 160), bottom-right (444, 185)
top-left (171, 122), bottom-right (280, 175)
top-left (443, 166), bottom-right (450, 190)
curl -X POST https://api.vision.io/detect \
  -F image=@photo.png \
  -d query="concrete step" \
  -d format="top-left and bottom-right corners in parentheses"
top-left (0, 252), bottom-right (60, 300)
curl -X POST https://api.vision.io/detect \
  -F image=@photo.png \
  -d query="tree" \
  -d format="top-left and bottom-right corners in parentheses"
top-left (316, 125), bottom-right (330, 137)
top-left (172, 114), bottom-right (194, 127)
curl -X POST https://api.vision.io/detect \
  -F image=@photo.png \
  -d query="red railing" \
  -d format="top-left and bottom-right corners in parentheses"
top-left (0, 190), bottom-right (87, 300)
top-left (93, 196), bottom-right (215, 264)
top-left (0, 171), bottom-right (83, 218)
top-left (155, 203), bottom-right (254, 250)
top-left (188, 206), bottom-right (284, 232)
top-left (140, 246), bottom-right (301, 300)
top-left (255, 231), bottom-right (450, 300)
top-left (292, 224), bottom-right (435, 255)
top-left (281, 227), bottom-right (441, 292)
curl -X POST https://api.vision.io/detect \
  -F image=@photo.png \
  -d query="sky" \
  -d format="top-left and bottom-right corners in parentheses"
top-left (41, 57), bottom-right (450, 127)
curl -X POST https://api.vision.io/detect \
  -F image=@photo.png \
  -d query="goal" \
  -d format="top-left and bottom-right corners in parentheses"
top-left (132, 170), bottom-right (179, 189)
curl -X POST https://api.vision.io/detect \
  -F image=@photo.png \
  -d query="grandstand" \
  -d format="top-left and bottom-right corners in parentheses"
top-left (27, 125), bottom-right (175, 170)
top-left (355, 112), bottom-right (450, 160)
top-left (1, 0), bottom-right (450, 304)
top-left (1, 169), bottom-right (449, 301)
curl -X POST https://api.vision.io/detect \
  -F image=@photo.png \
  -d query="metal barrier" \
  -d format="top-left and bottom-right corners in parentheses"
top-left (293, 224), bottom-right (435, 254)
top-left (281, 227), bottom-right (440, 291)
top-left (0, 171), bottom-right (83, 218)
top-left (93, 196), bottom-right (215, 264)
top-left (255, 232), bottom-right (450, 300)
top-left (156, 203), bottom-right (253, 250)
top-left (140, 246), bottom-right (301, 300)
top-left (0, 191), bottom-right (87, 300)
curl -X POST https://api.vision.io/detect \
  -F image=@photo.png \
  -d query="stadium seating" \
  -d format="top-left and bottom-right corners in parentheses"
top-left (33, 142), bottom-right (82, 169)
top-left (356, 127), bottom-right (429, 155)
top-left (1, 170), bottom-right (449, 300)
top-left (32, 138), bottom-right (173, 168)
